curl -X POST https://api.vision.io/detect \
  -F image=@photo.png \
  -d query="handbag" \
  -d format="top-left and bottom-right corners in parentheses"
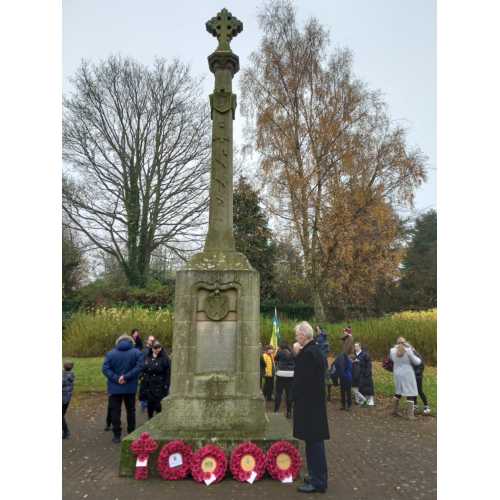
top-left (382, 356), bottom-right (393, 372)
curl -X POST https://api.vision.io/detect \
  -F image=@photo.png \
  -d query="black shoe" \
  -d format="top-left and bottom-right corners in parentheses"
top-left (104, 425), bottom-right (111, 431)
top-left (303, 475), bottom-right (311, 484)
top-left (297, 484), bottom-right (326, 493)
top-left (112, 435), bottom-right (121, 444)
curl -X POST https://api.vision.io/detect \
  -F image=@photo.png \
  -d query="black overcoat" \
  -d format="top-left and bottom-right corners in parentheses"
top-left (139, 352), bottom-right (171, 403)
top-left (293, 340), bottom-right (330, 441)
top-left (352, 358), bottom-right (361, 387)
top-left (357, 350), bottom-right (374, 396)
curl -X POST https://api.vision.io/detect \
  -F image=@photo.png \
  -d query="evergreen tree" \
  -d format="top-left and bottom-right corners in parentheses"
top-left (233, 176), bottom-right (277, 301)
top-left (400, 209), bottom-right (437, 309)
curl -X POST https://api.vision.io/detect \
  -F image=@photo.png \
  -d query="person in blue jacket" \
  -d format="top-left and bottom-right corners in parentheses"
top-left (332, 350), bottom-right (353, 411)
top-left (102, 334), bottom-right (144, 443)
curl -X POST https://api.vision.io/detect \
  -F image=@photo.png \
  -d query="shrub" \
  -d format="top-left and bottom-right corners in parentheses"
top-left (70, 279), bottom-right (175, 309)
top-left (260, 302), bottom-right (314, 319)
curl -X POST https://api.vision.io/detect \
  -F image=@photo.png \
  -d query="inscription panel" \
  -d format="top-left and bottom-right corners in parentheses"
top-left (196, 321), bottom-right (237, 373)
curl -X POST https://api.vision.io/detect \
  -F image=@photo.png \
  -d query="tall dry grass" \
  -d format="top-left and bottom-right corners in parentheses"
top-left (261, 310), bottom-right (436, 365)
top-left (63, 307), bottom-right (173, 357)
top-left (63, 307), bottom-right (436, 365)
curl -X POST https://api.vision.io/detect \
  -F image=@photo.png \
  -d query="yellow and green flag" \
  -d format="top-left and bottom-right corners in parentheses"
top-left (270, 307), bottom-right (280, 350)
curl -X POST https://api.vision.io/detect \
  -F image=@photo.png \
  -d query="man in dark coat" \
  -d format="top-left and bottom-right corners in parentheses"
top-left (102, 334), bottom-right (144, 443)
top-left (293, 321), bottom-right (330, 494)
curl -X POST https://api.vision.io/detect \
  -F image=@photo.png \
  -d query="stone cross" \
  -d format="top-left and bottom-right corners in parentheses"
top-left (203, 9), bottom-right (243, 254)
top-left (206, 8), bottom-right (243, 52)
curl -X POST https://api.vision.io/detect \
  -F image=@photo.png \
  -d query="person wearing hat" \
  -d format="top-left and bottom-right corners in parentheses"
top-left (102, 334), bottom-right (144, 443)
top-left (139, 341), bottom-right (171, 419)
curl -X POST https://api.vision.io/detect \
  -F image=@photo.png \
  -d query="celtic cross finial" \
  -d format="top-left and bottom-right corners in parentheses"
top-left (206, 8), bottom-right (243, 52)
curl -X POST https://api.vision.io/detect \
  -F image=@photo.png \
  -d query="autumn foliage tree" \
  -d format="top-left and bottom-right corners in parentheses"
top-left (240, 0), bottom-right (427, 320)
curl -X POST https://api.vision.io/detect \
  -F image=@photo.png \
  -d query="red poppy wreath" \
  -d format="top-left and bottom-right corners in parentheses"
top-left (230, 442), bottom-right (266, 483)
top-left (156, 440), bottom-right (193, 480)
top-left (266, 441), bottom-right (302, 482)
top-left (191, 444), bottom-right (227, 485)
top-left (130, 432), bottom-right (159, 480)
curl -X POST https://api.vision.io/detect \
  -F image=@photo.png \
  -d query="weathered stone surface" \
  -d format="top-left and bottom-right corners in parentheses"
top-left (195, 321), bottom-right (237, 373)
top-left (119, 9), bottom-right (295, 472)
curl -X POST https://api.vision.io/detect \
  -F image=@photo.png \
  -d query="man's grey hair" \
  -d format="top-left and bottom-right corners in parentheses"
top-left (116, 334), bottom-right (135, 346)
top-left (295, 321), bottom-right (314, 339)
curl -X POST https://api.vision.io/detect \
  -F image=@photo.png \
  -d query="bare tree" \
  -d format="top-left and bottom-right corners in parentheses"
top-left (62, 226), bottom-right (88, 297)
top-left (240, 1), bottom-right (426, 320)
top-left (63, 56), bottom-right (211, 287)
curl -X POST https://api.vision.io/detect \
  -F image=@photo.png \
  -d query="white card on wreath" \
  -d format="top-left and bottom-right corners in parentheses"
top-left (246, 470), bottom-right (257, 484)
top-left (136, 457), bottom-right (148, 467)
top-left (204, 473), bottom-right (217, 486)
top-left (169, 453), bottom-right (183, 468)
top-left (281, 475), bottom-right (293, 483)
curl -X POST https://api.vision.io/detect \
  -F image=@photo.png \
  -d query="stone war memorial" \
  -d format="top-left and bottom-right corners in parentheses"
top-left (119, 8), bottom-right (297, 476)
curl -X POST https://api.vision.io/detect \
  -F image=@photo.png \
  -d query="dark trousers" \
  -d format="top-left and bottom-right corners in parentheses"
top-left (305, 440), bottom-right (328, 491)
top-left (62, 403), bottom-right (69, 435)
top-left (416, 376), bottom-right (428, 406)
top-left (106, 396), bottom-right (112, 427)
top-left (340, 379), bottom-right (352, 408)
top-left (109, 393), bottom-right (136, 437)
top-left (274, 377), bottom-right (293, 414)
top-left (263, 376), bottom-right (274, 401)
top-left (147, 400), bottom-right (162, 419)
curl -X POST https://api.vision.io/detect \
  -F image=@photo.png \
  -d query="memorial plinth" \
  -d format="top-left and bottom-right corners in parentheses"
top-left (119, 9), bottom-right (297, 476)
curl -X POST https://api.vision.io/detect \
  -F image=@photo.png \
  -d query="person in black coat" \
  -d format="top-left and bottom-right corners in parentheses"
top-left (293, 321), bottom-right (330, 494)
top-left (274, 341), bottom-right (295, 418)
top-left (131, 328), bottom-right (143, 351)
top-left (354, 342), bottom-right (375, 406)
top-left (138, 341), bottom-right (171, 419)
top-left (411, 348), bottom-right (430, 414)
top-left (351, 352), bottom-right (366, 406)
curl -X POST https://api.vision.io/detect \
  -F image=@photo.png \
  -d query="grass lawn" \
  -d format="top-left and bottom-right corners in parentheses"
top-left (65, 357), bottom-right (107, 393)
top-left (65, 357), bottom-right (437, 415)
top-left (372, 361), bottom-right (437, 415)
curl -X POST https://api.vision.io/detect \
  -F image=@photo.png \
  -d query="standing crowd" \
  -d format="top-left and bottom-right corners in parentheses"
top-left (260, 327), bottom-right (431, 420)
top-left (62, 322), bottom-right (431, 494)
top-left (62, 329), bottom-right (171, 444)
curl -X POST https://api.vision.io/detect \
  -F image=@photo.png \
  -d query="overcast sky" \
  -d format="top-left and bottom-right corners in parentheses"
top-left (63, 0), bottom-right (436, 216)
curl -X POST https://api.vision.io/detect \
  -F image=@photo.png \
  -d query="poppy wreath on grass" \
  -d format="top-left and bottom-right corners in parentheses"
top-left (265, 441), bottom-right (302, 482)
top-left (229, 442), bottom-right (266, 483)
top-left (156, 440), bottom-right (193, 480)
top-left (130, 432), bottom-right (159, 480)
top-left (191, 444), bottom-right (228, 485)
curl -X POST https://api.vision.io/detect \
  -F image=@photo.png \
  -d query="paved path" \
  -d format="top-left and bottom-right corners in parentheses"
top-left (63, 393), bottom-right (436, 500)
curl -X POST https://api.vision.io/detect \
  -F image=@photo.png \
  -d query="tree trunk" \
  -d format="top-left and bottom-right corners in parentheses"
top-left (312, 284), bottom-right (326, 322)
